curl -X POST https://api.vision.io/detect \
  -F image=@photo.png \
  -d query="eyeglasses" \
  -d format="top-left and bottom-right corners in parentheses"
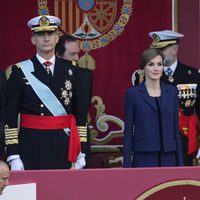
top-left (0, 177), bottom-right (9, 182)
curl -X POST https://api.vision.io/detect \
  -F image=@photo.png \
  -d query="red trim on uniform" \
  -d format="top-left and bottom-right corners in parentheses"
top-left (20, 113), bottom-right (81, 162)
top-left (179, 110), bottom-right (199, 155)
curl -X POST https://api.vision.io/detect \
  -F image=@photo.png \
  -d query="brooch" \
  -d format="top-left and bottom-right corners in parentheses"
top-left (168, 76), bottom-right (174, 82)
top-left (60, 80), bottom-right (72, 105)
top-left (68, 69), bottom-right (73, 76)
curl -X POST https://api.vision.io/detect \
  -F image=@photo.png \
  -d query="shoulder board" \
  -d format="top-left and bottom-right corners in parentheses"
top-left (15, 63), bottom-right (21, 68)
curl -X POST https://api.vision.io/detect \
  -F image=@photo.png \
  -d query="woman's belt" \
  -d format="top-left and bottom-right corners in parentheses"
top-left (20, 113), bottom-right (81, 162)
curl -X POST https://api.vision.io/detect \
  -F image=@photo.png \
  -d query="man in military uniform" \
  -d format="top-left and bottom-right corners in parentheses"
top-left (56, 34), bottom-right (93, 168)
top-left (148, 30), bottom-right (200, 166)
top-left (4, 15), bottom-right (86, 170)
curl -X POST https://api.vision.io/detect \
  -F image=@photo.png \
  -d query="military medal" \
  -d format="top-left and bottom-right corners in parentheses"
top-left (60, 80), bottom-right (72, 105)
top-left (177, 84), bottom-right (197, 108)
top-left (68, 69), bottom-right (73, 76)
top-left (168, 75), bottom-right (174, 82)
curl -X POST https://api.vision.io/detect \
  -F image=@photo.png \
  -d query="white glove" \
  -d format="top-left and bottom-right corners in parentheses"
top-left (196, 148), bottom-right (200, 159)
top-left (75, 152), bottom-right (86, 169)
top-left (9, 158), bottom-right (25, 171)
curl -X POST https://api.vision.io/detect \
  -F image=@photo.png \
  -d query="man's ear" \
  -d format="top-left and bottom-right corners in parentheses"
top-left (31, 36), bottom-right (36, 45)
top-left (55, 34), bottom-right (59, 44)
top-left (172, 44), bottom-right (179, 54)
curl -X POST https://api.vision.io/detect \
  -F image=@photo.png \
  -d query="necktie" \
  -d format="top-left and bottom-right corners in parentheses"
top-left (165, 67), bottom-right (173, 76)
top-left (43, 61), bottom-right (52, 76)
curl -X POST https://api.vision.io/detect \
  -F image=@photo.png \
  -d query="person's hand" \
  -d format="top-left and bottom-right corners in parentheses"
top-left (75, 152), bottom-right (86, 169)
top-left (9, 158), bottom-right (24, 170)
top-left (195, 148), bottom-right (200, 166)
top-left (196, 148), bottom-right (200, 159)
top-left (70, 162), bottom-right (76, 169)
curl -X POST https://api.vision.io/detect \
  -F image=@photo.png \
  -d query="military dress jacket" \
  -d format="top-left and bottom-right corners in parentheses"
top-left (123, 82), bottom-right (183, 167)
top-left (4, 55), bottom-right (86, 169)
top-left (75, 66), bottom-right (93, 167)
top-left (161, 62), bottom-right (200, 164)
top-left (75, 66), bottom-right (93, 142)
top-left (161, 61), bottom-right (200, 119)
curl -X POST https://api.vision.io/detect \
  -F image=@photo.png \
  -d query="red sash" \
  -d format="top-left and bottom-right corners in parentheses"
top-left (179, 110), bottom-right (199, 155)
top-left (20, 113), bottom-right (81, 162)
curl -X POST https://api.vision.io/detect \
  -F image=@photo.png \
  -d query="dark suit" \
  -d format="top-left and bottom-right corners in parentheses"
top-left (0, 70), bottom-right (6, 157)
top-left (4, 55), bottom-right (87, 169)
top-left (161, 61), bottom-right (200, 165)
top-left (123, 82), bottom-right (183, 167)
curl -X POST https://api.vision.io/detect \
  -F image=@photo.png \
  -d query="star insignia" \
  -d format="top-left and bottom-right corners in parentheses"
top-left (68, 69), bottom-right (73, 76)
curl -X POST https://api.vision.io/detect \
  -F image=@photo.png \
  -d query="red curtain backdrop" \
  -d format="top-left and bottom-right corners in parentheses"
top-left (0, 0), bottom-right (173, 146)
top-left (178, 0), bottom-right (200, 68)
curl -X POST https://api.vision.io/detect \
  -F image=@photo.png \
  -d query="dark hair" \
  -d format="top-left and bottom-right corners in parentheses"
top-left (55, 34), bottom-right (77, 57)
top-left (140, 48), bottom-right (164, 69)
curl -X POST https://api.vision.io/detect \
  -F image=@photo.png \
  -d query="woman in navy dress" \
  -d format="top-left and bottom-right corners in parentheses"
top-left (123, 48), bottom-right (183, 167)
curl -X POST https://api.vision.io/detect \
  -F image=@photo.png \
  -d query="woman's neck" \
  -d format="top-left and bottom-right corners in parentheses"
top-left (145, 79), bottom-right (161, 97)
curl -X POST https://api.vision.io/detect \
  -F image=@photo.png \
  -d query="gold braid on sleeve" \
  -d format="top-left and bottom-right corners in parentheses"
top-left (4, 125), bottom-right (19, 145)
top-left (77, 125), bottom-right (87, 142)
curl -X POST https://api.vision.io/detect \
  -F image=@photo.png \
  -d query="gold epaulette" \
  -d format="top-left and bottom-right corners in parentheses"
top-left (4, 125), bottom-right (19, 145)
top-left (77, 125), bottom-right (87, 142)
top-left (15, 63), bottom-right (21, 68)
top-left (137, 69), bottom-right (144, 84)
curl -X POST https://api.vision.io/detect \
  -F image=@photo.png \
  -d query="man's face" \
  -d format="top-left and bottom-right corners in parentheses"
top-left (0, 165), bottom-right (10, 195)
top-left (31, 31), bottom-right (59, 55)
top-left (161, 44), bottom-right (178, 66)
top-left (62, 41), bottom-right (80, 62)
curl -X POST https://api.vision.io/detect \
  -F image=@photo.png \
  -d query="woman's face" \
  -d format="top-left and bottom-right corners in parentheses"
top-left (144, 55), bottom-right (163, 81)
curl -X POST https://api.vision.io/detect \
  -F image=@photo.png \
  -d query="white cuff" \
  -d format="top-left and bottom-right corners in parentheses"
top-left (196, 148), bottom-right (200, 159)
top-left (9, 157), bottom-right (24, 171)
top-left (75, 152), bottom-right (86, 169)
top-left (7, 154), bottom-right (20, 162)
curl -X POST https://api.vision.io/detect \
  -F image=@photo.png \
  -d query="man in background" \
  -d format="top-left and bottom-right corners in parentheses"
top-left (149, 30), bottom-right (200, 166)
top-left (0, 160), bottom-right (9, 195)
top-left (56, 34), bottom-right (80, 62)
top-left (56, 35), bottom-right (93, 168)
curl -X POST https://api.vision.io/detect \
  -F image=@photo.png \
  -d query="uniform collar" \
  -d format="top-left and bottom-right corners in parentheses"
top-left (36, 53), bottom-right (55, 74)
top-left (36, 53), bottom-right (55, 65)
top-left (164, 59), bottom-right (177, 75)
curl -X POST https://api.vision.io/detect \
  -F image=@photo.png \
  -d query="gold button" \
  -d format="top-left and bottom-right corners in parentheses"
top-left (41, 113), bottom-right (44, 116)
top-left (40, 104), bottom-right (44, 108)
